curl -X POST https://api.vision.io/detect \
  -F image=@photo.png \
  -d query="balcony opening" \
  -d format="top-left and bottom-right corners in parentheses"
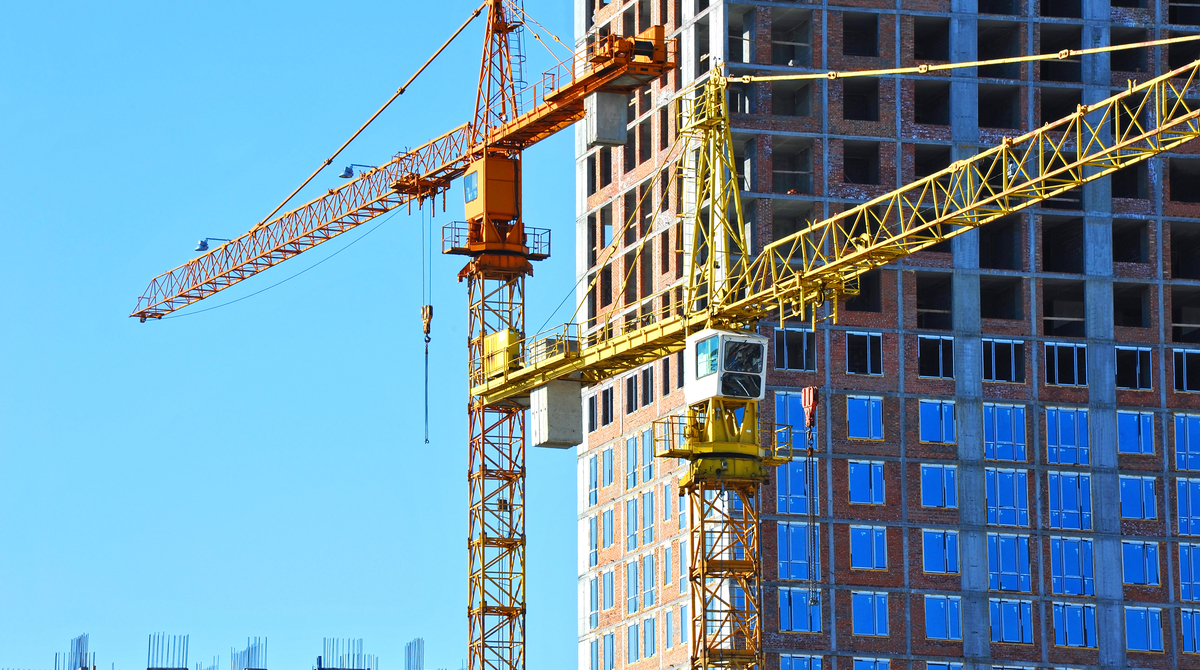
top-left (980, 215), bottom-right (1021, 270)
top-left (1170, 3), bottom-right (1200, 27)
top-left (980, 276), bottom-right (1023, 320)
top-left (978, 0), bottom-right (1018, 14)
top-left (1169, 31), bottom-right (1200, 69)
top-left (978, 22), bottom-right (1020, 79)
top-left (1041, 88), bottom-right (1082, 126)
top-left (914, 17), bottom-right (950, 61)
top-left (914, 144), bottom-right (952, 179)
top-left (695, 17), bottom-right (711, 77)
top-left (1042, 151), bottom-right (1084, 210)
top-left (728, 7), bottom-right (753, 64)
top-left (1040, 25), bottom-right (1082, 82)
top-left (729, 82), bottom-right (754, 115)
top-left (843, 13), bottom-right (878, 57)
top-left (1111, 163), bottom-right (1148, 199)
top-left (772, 80), bottom-right (812, 117)
top-left (771, 199), bottom-right (815, 241)
top-left (1041, 0), bottom-right (1081, 18)
top-left (733, 136), bottom-right (757, 191)
top-left (1114, 284), bottom-right (1151, 328)
top-left (843, 78), bottom-right (880, 121)
top-left (1171, 159), bottom-right (1200, 202)
top-left (1044, 280), bottom-right (1086, 337)
top-left (916, 273), bottom-right (953, 330)
top-left (1112, 0), bottom-right (1148, 7)
top-left (845, 269), bottom-right (881, 312)
top-left (1111, 28), bottom-right (1150, 73)
top-left (1042, 217), bottom-right (1084, 273)
top-left (1113, 220), bottom-right (1150, 264)
top-left (843, 141), bottom-right (881, 185)
top-left (979, 84), bottom-right (1020, 129)
top-left (1174, 222), bottom-right (1200, 279)
top-left (772, 136), bottom-right (813, 195)
top-left (1175, 286), bottom-right (1200, 343)
top-left (771, 9), bottom-right (813, 67)
top-left (914, 80), bottom-right (951, 125)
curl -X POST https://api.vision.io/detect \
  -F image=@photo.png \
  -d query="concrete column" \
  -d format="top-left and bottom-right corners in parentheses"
top-left (949, 4), bottom-right (988, 669)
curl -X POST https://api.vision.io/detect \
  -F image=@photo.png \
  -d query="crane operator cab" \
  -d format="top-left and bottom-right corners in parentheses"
top-left (684, 329), bottom-right (769, 406)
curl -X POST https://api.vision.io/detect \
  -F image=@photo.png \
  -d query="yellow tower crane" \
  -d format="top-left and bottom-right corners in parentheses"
top-left (130, 8), bottom-right (1200, 670)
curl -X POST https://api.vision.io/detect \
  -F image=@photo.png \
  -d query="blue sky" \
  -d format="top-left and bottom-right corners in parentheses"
top-left (0, 2), bottom-right (580, 669)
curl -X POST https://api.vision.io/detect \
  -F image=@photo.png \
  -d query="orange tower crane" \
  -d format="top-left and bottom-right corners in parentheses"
top-left (131, 4), bottom-right (673, 670)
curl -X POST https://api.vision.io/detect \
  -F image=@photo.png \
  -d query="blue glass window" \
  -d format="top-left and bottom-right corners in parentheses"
top-left (589, 515), bottom-right (598, 567)
top-left (852, 660), bottom-right (888, 670)
top-left (1052, 602), bottom-right (1097, 648)
top-left (778, 523), bottom-right (820, 580)
top-left (924, 595), bottom-right (962, 640)
top-left (589, 576), bottom-right (599, 629)
top-left (1119, 475), bottom-right (1156, 519)
top-left (1050, 536), bottom-right (1095, 596)
top-left (626, 561), bottom-right (638, 613)
top-left (1178, 414), bottom-right (1200, 471)
top-left (625, 437), bottom-right (638, 489)
top-left (643, 617), bottom-right (656, 657)
top-left (626, 498), bottom-right (638, 550)
top-left (1048, 471), bottom-right (1092, 530)
top-left (984, 403), bottom-right (1026, 461)
top-left (849, 460), bottom-right (885, 504)
top-left (780, 656), bottom-right (822, 670)
top-left (589, 455), bottom-right (599, 505)
top-left (778, 458), bottom-right (818, 515)
top-left (627, 623), bottom-right (640, 663)
top-left (602, 633), bottom-right (614, 670)
top-left (1046, 407), bottom-right (1089, 465)
top-left (989, 599), bottom-right (1033, 643)
top-left (1183, 609), bottom-right (1200, 652)
top-left (1117, 411), bottom-right (1154, 455)
top-left (779, 588), bottom-right (821, 632)
top-left (641, 429), bottom-right (654, 481)
top-left (921, 464), bottom-right (958, 508)
top-left (1121, 541), bottom-right (1159, 585)
top-left (849, 526), bottom-right (887, 570)
top-left (642, 554), bottom-right (655, 607)
top-left (851, 592), bottom-right (888, 636)
top-left (922, 530), bottom-right (959, 574)
top-left (987, 534), bottom-right (1031, 592)
top-left (642, 491), bottom-right (654, 544)
top-left (985, 468), bottom-right (1029, 526)
top-left (603, 570), bottom-right (613, 610)
top-left (602, 447), bottom-right (614, 486)
top-left (1182, 543), bottom-right (1200, 601)
top-left (1180, 478), bottom-right (1200, 535)
top-left (919, 400), bottom-right (956, 443)
top-left (602, 508), bottom-right (614, 548)
top-left (847, 396), bottom-right (884, 439)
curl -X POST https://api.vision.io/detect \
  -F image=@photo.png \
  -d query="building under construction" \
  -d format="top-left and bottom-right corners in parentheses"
top-left (574, 1), bottom-right (1200, 669)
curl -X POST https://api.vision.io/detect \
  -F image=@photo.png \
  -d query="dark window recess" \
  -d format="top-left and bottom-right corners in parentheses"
top-left (772, 81), bottom-right (812, 117)
top-left (845, 270), bottom-right (882, 312)
top-left (601, 387), bottom-right (614, 425)
top-left (641, 367), bottom-right (654, 406)
top-left (979, 85), bottom-right (1020, 129)
top-left (772, 12), bottom-right (812, 67)
top-left (1113, 284), bottom-right (1151, 328)
top-left (980, 216), bottom-right (1021, 270)
top-left (914, 17), bottom-right (950, 61)
top-left (774, 328), bottom-right (817, 371)
top-left (1045, 342), bottom-right (1087, 387)
top-left (1040, 0), bottom-right (1080, 18)
top-left (729, 83), bottom-right (753, 114)
top-left (980, 276), bottom-right (1023, 319)
top-left (917, 273), bottom-right (953, 330)
top-left (587, 394), bottom-right (598, 432)
top-left (1112, 0), bottom-right (1147, 8)
top-left (918, 336), bottom-right (954, 378)
top-left (587, 153), bottom-right (598, 196)
top-left (846, 332), bottom-right (883, 375)
top-left (1042, 218), bottom-right (1084, 273)
top-left (638, 121), bottom-right (652, 163)
top-left (1039, 26), bottom-right (1082, 82)
top-left (842, 13), bottom-right (878, 57)
top-left (1044, 280), bottom-right (1086, 338)
top-left (1171, 7), bottom-right (1200, 29)
top-left (1113, 220), bottom-right (1149, 264)
top-left (914, 81), bottom-right (951, 125)
top-left (1111, 28), bottom-right (1149, 73)
top-left (1041, 88), bottom-right (1082, 126)
top-left (843, 78), bottom-right (880, 121)
top-left (914, 144), bottom-right (952, 179)
top-left (1177, 349), bottom-right (1200, 391)
top-left (1174, 223), bottom-right (1200, 279)
top-left (843, 141), bottom-right (880, 185)
top-left (1171, 159), bottom-right (1200, 202)
top-left (1111, 163), bottom-right (1148, 199)
top-left (772, 200), bottom-right (814, 240)
top-left (624, 129), bottom-right (636, 173)
top-left (772, 141), bottom-right (812, 195)
top-left (599, 148), bottom-right (613, 187)
top-left (978, 0), bottom-right (1018, 14)
top-left (1116, 347), bottom-right (1153, 390)
top-left (978, 23), bottom-right (1020, 78)
top-left (1175, 287), bottom-right (1200, 343)
top-left (625, 374), bottom-right (638, 413)
top-left (1170, 33), bottom-right (1200, 69)
top-left (983, 339), bottom-right (1025, 383)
